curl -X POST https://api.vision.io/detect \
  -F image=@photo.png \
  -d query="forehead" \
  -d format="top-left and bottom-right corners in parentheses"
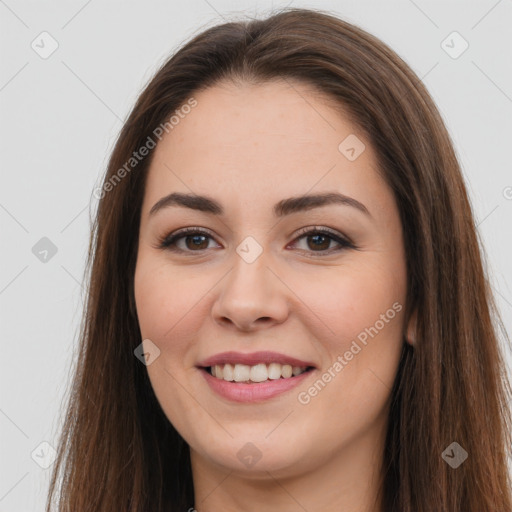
top-left (160, 79), bottom-right (361, 165)
top-left (142, 79), bottom-right (392, 221)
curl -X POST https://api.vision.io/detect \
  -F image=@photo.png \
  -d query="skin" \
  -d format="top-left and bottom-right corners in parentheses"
top-left (134, 79), bottom-right (415, 512)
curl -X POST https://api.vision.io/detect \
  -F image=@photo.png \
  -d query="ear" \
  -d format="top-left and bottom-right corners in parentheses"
top-left (405, 308), bottom-right (417, 346)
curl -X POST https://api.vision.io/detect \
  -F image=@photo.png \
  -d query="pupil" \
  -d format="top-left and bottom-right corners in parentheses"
top-left (309, 234), bottom-right (329, 250)
top-left (187, 235), bottom-right (208, 250)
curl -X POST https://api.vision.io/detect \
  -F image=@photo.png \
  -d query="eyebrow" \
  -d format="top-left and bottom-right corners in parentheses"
top-left (149, 191), bottom-right (371, 218)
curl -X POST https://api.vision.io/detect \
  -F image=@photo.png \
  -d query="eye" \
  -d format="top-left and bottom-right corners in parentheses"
top-left (157, 226), bottom-right (355, 255)
top-left (288, 226), bottom-right (355, 256)
top-left (158, 227), bottom-right (220, 252)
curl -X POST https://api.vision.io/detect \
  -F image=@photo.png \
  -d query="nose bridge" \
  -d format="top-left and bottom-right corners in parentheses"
top-left (226, 239), bottom-right (276, 304)
top-left (212, 238), bottom-right (288, 329)
top-left (231, 241), bottom-right (270, 292)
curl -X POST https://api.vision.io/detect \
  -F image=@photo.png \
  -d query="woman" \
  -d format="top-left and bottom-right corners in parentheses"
top-left (46, 7), bottom-right (512, 511)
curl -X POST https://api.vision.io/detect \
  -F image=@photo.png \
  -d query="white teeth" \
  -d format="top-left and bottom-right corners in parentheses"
top-left (233, 364), bottom-right (251, 382)
top-left (214, 365), bottom-right (223, 379)
top-left (267, 362), bottom-right (282, 380)
top-left (209, 362), bottom-right (309, 382)
top-left (281, 364), bottom-right (292, 378)
top-left (250, 363), bottom-right (268, 383)
top-left (222, 363), bottom-right (233, 381)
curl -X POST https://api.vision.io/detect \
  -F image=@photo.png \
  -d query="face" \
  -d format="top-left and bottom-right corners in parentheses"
top-left (134, 79), bottom-right (410, 479)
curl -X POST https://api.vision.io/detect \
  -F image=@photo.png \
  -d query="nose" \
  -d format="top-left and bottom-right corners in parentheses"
top-left (211, 252), bottom-right (289, 332)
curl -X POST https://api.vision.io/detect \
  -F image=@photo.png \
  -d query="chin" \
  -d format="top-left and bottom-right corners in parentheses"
top-left (190, 433), bottom-right (314, 478)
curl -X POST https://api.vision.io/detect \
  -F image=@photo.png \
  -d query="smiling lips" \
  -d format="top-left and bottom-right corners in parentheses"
top-left (196, 350), bottom-right (316, 401)
top-left (197, 350), bottom-right (316, 383)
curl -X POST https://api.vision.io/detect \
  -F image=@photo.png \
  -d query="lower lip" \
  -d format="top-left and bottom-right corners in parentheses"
top-left (199, 367), bottom-right (314, 403)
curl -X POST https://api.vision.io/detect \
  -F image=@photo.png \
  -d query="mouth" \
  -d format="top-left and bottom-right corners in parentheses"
top-left (196, 351), bottom-right (318, 402)
top-left (201, 363), bottom-right (315, 384)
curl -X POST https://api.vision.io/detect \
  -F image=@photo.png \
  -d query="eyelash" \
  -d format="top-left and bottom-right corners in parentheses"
top-left (157, 226), bottom-right (356, 256)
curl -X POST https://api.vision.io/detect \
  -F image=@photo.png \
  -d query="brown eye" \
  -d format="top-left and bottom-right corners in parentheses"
top-left (290, 227), bottom-right (354, 256)
top-left (159, 228), bottom-right (219, 252)
top-left (183, 234), bottom-right (210, 250)
top-left (305, 233), bottom-right (332, 251)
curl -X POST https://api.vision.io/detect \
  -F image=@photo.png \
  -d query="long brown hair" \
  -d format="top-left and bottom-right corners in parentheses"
top-left (46, 7), bottom-right (512, 511)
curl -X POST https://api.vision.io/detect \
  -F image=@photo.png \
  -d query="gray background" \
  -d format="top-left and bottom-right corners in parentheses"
top-left (1, 0), bottom-right (511, 509)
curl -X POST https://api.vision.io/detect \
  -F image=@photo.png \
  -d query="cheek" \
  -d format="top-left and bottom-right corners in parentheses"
top-left (135, 263), bottom-right (173, 337)
top-left (134, 258), bottom-right (196, 356)
top-left (134, 255), bottom-right (221, 375)
top-left (290, 267), bottom-right (405, 444)
top-left (134, 258), bottom-right (207, 432)
top-left (289, 257), bottom-right (406, 348)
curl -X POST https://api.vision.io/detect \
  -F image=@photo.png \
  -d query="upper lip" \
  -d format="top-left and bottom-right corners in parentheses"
top-left (197, 351), bottom-right (317, 369)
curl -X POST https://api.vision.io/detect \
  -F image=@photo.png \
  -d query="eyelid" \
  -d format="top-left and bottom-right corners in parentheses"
top-left (292, 225), bottom-right (353, 244)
